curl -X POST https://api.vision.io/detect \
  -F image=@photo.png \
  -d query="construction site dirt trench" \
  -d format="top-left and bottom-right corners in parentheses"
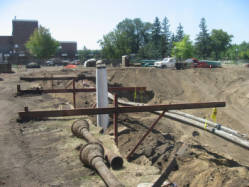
top-left (1, 66), bottom-right (249, 186)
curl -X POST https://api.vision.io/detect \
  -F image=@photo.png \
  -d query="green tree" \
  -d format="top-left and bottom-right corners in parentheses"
top-left (210, 29), bottom-right (233, 60)
top-left (169, 33), bottom-right (176, 56)
top-left (141, 17), bottom-right (162, 59)
top-left (238, 42), bottom-right (249, 59)
top-left (195, 18), bottom-right (211, 58)
top-left (78, 46), bottom-right (101, 62)
top-left (175, 23), bottom-right (184, 42)
top-left (98, 31), bottom-right (117, 59)
top-left (25, 26), bottom-right (59, 61)
top-left (161, 17), bottom-right (171, 57)
top-left (151, 17), bottom-right (161, 47)
top-left (116, 18), bottom-right (137, 53)
top-left (99, 30), bottom-right (132, 59)
top-left (172, 35), bottom-right (193, 61)
top-left (138, 42), bottom-right (161, 59)
top-left (160, 35), bottom-right (167, 58)
top-left (224, 44), bottom-right (238, 60)
top-left (99, 18), bottom-right (152, 60)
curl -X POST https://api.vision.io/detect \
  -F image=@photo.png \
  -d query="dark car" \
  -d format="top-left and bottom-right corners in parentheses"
top-left (186, 58), bottom-right (210, 68)
top-left (26, 62), bottom-right (41, 68)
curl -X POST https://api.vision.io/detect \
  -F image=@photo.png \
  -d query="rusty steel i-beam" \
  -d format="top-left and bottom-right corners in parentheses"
top-left (126, 110), bottom-right (167, 160)
top-left (20, 76), bottom-right (86, 81)
top-left (18, 102), bottom-right (225, 120)
top-left (17, 85), bottom-right (147, 95)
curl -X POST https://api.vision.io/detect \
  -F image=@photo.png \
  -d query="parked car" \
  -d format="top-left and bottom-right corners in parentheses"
top-left (190, 58), bottom-right (221, 68)
top-left (154, 57), bottom-right (176, 68)
top-left (84, 58), bottom-right (96, 67)
top-left (140, 59), bottom-right (157, 67)
top-left (71, 60), bottom-right (80, 65)
top-left (184, 58), bottom-right (210, 68)
top-left (184, 58), bottom-right (200, 68)
top-left (26, 62), bottom-right (40, 68)
top-left (175, 58), bottom-right (222, 70)
top-left (45, 60), bottom-right (54, 66)
top-left (200, 60), bottom-right (222, 68)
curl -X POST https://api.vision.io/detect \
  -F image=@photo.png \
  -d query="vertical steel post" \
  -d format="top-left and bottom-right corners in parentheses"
top-left (51, 75), bottom-right (53, 90)
top-left (24, 106), bottom-right (29, 112)
top-left (113, 94), bottom-right (118, 145)
top-left (73, 78), bottom-right (76, 109)
top-left (17, 84), bottom-right (21, 93)
top-left (126, 110), bottom-right (166, 160)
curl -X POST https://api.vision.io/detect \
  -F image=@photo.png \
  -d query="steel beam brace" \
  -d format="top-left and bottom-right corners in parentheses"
top-left (20, 76), bottom-right (85, 81)
top-left (126, 110), bottom-right (166, 160)
top-left (113, 94), bottom-right (118, 145)
top-left (17, 85), bottom-right (146, 95)
top-left (18, 102), bottom-right (225, 120)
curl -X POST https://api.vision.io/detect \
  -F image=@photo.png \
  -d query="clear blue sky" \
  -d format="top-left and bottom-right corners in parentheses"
top-left (0, 0), bottom-right (248, 49)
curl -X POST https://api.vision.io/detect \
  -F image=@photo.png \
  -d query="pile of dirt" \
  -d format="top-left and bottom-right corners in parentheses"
top-left (107, 67), bottom-right (249, 135)
top-left (106, 67), bottom-right (249, 186)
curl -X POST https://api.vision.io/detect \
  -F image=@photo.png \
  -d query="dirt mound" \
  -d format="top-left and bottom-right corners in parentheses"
top-left (107, 67), bottom-right (249, 134)
top-left (105, 67), bottom-right (249, 186)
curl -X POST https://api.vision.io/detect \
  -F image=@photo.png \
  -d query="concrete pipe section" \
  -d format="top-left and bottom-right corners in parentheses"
top-left (80, 143), bottom-right (124, 187)
top-left (72, 120), bottom-right (123, 170)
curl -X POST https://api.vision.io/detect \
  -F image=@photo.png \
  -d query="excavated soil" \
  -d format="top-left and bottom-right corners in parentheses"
top-left (1, 65), bottom-right (249, 186)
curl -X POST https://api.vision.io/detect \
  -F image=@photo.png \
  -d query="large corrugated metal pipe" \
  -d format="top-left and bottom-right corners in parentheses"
top-left (80, 143), bottom-right (124, 187)
top-left (72, 120), bottom-right (123, 170)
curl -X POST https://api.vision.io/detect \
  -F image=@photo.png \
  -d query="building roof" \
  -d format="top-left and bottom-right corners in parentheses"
top-left (12, 19), bottom-right (38, 23)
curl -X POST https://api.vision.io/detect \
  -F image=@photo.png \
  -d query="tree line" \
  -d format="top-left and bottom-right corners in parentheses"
top-left (98, 17), bottom-right (249, 61)
top-left (25, 17), bottom-right (249, 62)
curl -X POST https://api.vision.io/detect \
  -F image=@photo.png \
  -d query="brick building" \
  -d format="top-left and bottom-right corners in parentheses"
top-left (12, 20), bottom-right (38, 52)
top-left (57, 41), bottom-right (77, 60)
top-left (0, 19), bottom-right (77, 64)
top-left (0, 36), bottom-right (12, 63)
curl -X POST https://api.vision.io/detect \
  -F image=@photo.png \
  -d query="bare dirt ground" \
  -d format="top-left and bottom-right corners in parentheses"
top-left (1, 65), bottom-right (249, 186)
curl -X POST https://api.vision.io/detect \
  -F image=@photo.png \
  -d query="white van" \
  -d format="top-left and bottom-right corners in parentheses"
top-left (154, 57), bottom-right (176, 68)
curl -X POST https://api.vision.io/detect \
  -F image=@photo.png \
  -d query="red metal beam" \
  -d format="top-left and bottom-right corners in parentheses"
top-left (20, 76), bottom-right (84, 81)
top-left (17, 85), bottom-right (146, 95)
top-left (126, 110), bottom-right (166, 160)
top-left (73, 79), bottom-right (76, 109)
top-left (113, 94), bottom-right (118, 145)
top-left (18, 102), bottom-right (225, 120)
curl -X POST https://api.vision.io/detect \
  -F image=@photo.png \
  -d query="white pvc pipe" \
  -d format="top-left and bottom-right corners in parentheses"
top-left (169, 110), bottom-right (247, 139)
top-left (160, 112), bottom-right (249, 150)
top-left (96, 62), bottom-right (109, 130)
